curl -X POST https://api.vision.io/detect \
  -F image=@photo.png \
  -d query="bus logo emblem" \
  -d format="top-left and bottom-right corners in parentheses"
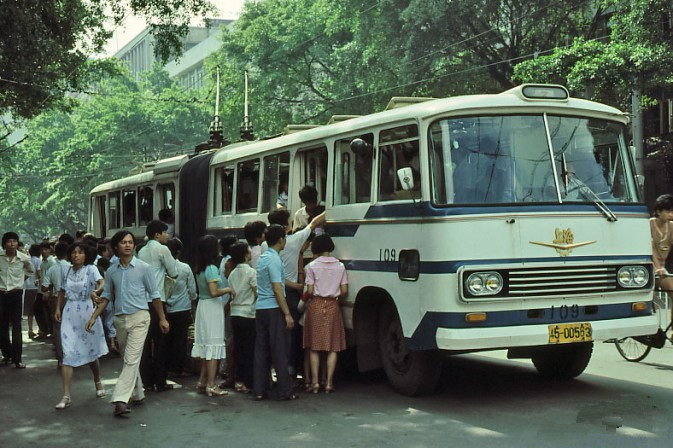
top-left (530, 228), bottom-right (596, 257)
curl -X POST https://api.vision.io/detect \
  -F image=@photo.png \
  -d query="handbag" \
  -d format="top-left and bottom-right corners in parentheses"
top-left (164, 274), bottom-right (177, 300)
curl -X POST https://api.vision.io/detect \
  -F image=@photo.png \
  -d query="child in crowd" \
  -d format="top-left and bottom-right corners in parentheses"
top-left (227, 242), bottom-right (257, 393)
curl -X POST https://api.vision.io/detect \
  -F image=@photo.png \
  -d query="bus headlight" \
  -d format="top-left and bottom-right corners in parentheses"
top-left (617, 266), bottom-right (649, 288)
top-left (466, 272), bottom-right (503, 296)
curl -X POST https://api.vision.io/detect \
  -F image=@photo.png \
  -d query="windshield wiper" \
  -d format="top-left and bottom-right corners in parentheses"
top-left (566, 172), bottom-right (618, 222)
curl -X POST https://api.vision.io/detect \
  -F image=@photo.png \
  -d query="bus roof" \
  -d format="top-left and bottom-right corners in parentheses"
top-left (210, 86), bottom-right (627, 166)
top-left (89, 85), bottom-right (628, 194)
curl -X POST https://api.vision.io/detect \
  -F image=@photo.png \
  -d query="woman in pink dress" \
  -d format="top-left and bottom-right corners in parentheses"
top-left (302, 234), bottom-right (347, 394)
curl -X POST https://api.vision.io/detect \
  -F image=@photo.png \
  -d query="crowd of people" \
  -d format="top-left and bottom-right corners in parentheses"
top-left (0, 185), bottom-right (349, 417)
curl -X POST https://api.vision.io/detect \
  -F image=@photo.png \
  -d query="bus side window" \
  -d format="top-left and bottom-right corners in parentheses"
top-left (236, 159), bottom-right (260, 213)
top-left (262, 151), bottom-right (290, 211)
top-left (295, 146), bottom-right (328, 207)
top-left (109, 191), bottom-right (120, 229)
top-left (334, 133), bottom-right (373, 205)
top-left (138, 185), bottom-right (153, 226)
top-left (214, 165), bottom-right (234, 215)
top-left (378, 124), bottom-right (419, 201)
top-left (123, 189), bottom-right (137, 227)
top-left (96, 195), bottom-right (107, 237)
top-left (159, 183), bottom-right (175, 212)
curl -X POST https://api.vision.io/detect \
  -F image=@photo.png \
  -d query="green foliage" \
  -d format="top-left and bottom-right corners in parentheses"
top-left (513, 0), bottom-right (673, 110)
top-left (206, 0), bottom-right (598, 141)
top-left (0, 65), bottom-right (211, 240)
top-left (0, 0), bottom-right (214, 120)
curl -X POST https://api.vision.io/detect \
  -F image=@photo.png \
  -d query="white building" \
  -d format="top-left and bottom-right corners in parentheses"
top-left (114, 19), bottom-right (233, 89)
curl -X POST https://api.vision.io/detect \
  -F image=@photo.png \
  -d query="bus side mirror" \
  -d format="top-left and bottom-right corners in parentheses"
top-left (350, 138), bottom-right (372, 158)
top-left (397, 167), bottom-right (414, 191)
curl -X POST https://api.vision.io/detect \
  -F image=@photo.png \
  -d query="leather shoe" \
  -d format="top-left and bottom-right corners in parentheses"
top-left (155, 384), bottom-right (174, 392)
top-left (113, 402), bottom-right (131, 417)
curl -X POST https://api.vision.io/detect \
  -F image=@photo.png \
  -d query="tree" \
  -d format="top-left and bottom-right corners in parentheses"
top-left (0, 0), bottom-right (215, 121)
top-left (0, 65), bottom-right (211, 239)
top-left (513, 0), bottom-right (673, 111)
top-left (205, 0), bottom-right (598, 142)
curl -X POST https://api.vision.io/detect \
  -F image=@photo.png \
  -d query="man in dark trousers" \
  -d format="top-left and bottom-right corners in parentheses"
top-left (252, 225), bottom-right (297, 401)
top-left (138, 220), bottom-right (178, 392)
top-left (0, 232), bottom-right (34, 368)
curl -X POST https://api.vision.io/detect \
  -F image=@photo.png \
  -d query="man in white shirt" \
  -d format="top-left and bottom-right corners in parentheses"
top-left (292, 185), bottom-right (319, 230)
top-left (265, 208), bottom-right (325, 378)
top-left (0, 232), bottom-right (34, 368)
top-left (137, 220), bottom-right (178, 392)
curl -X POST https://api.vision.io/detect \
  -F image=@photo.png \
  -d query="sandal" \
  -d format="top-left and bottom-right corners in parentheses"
top-left (28, 331), bottom-right (36, 339)
top-left (206, 386), bottom-right (228, 397)
top-left (196, 383), bottom-right (206, 394)
top-left (95, 381), bottom-right (106, 398)
top-left (234, 382), bottom-right (251, 394)
top-left (307, 383), bottom-right (320, 394)
top-left (55, 396), bottom-right (71, 410)
top-left (324, 385), bottom-right (335, 394)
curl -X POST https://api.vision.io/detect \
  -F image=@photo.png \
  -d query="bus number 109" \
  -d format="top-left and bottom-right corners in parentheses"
top-left (379, 248), bottom-right (396, 262)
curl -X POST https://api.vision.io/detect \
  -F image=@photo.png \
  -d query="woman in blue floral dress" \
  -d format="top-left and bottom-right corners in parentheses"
top-left (53, 242), bottom-right (108, 409)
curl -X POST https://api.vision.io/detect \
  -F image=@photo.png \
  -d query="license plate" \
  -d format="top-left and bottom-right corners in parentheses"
top-left (548, 322), bottom-right (593, 344)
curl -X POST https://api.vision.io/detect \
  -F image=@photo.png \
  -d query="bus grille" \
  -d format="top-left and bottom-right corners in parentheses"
top-left (507, 265), bottom-right (618, 297)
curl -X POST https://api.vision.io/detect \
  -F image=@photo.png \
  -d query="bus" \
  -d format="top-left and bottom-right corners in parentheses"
top-left (89, 84), bottom-right (658, 395)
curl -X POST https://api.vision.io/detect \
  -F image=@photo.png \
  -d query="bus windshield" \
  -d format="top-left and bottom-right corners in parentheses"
top-left (428, 115), bottom-right (637, 205)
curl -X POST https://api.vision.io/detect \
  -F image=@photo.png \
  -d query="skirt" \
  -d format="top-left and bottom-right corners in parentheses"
top-left (191, 298), bottom-right (226, 360)
top-left (61, 300), bottom-right (108, 367)
top-left (302, 297), bottom-right (346, 352)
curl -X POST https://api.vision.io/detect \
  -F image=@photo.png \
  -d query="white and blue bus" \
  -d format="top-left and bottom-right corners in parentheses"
top-left (90, 84), bottom-right (658, 395)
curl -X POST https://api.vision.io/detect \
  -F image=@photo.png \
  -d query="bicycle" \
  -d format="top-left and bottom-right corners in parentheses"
top-left (614, 276), bottom-right (673, 362)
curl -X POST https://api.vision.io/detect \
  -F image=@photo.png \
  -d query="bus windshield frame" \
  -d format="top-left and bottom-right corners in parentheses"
top-left (428, 114), bottom-right (638, 206)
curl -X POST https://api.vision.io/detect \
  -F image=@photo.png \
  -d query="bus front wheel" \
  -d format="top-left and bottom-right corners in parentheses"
top-left (377, 305), bottom-right (441, 396)
top-left (531, 342), bottom-right (593, 380)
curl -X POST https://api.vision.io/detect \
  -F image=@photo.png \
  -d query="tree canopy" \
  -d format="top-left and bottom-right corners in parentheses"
top-left (0, 65), bottom-right (211, 240)
top-left (205, 0), bottom-right (603, 142)
top-left (0, 0), bottom-right (215, 121)
top-left (513, 0), bottom-right (673, 110)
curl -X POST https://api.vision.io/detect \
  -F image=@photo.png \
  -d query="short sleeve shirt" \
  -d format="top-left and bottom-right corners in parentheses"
top-left (305, 256), bottom-right (348, 298)
top-left (256, 248), bottom-right (284, 310)
top-left (229, 263), bottom-right (257, 318)
top-left (196, 265), bottom-right (222, 301)
top-left (62, 264), bottom-right (102, 302)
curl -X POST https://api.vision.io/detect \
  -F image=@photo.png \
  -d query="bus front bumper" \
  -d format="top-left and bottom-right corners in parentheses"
top-left (434, 315), bottom-right (658, 351)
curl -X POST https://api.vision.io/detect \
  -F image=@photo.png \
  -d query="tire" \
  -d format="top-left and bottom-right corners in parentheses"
top-left (614, 337), bottom-right (651, 362)
top-left (531, 342), bottom-right (593, 380)
top-left (377, 304), bottom-right (441, 396)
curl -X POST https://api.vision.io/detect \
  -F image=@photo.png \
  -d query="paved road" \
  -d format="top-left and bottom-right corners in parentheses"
top-left (1, 325), bottom-right (672, 448)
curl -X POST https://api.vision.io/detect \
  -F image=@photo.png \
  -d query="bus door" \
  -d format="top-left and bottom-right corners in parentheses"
top-left (294, 145), bottom-right (328, 211)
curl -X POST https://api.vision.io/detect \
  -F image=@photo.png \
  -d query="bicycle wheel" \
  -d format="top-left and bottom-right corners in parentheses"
top-left (614, 337), bottom-right (651, 362)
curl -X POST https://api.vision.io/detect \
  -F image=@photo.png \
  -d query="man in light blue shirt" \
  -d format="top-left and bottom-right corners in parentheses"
top-left (41, 242), bottom-right (70, 367)
top-left (90, 230), bottom-right (167, 418)
top-left (253, 224), bottom-right (296, 401)
top-left (164, 238), bottom-right (196, 377)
